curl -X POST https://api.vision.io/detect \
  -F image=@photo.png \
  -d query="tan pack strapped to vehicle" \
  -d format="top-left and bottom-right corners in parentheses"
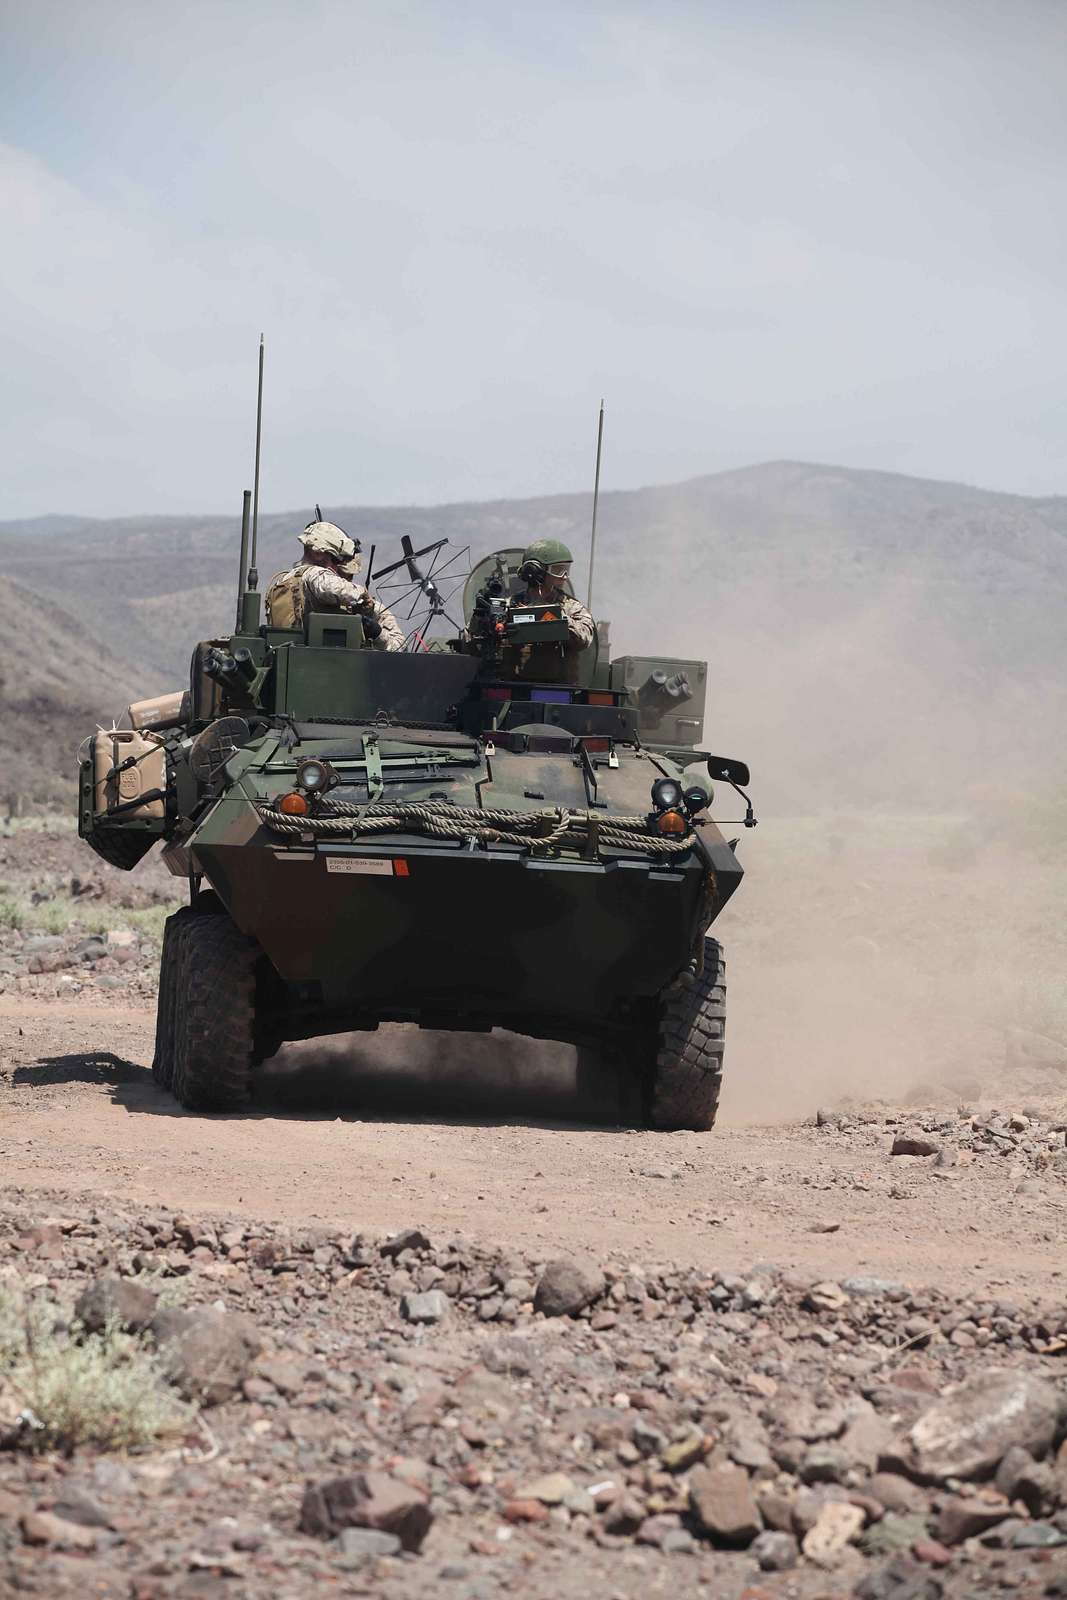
top-left (265, 567), bottom-right (306, 629)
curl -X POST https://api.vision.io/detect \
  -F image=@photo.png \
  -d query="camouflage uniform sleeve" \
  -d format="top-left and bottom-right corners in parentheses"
top-left (350, 586), bottom-right (406, 652)
top-left (562, 595), bottom-right (595, 649)
top-left (301, 564), bottom-right (359, 610)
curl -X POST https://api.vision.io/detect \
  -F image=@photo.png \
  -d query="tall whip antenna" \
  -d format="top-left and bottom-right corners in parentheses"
top-left (248, 334), bottom-right (264, 590)
top-left (586, 398), bottom-right (604, 612)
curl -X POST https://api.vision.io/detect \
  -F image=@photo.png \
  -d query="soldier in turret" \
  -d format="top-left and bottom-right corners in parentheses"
top-left (503, 538), bottom-right (594, 684)
top-left (266, 522), bottom-right (405, 650)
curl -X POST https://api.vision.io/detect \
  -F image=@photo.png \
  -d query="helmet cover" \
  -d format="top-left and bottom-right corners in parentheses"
top-left (301, 520), bottom-right (359, 566)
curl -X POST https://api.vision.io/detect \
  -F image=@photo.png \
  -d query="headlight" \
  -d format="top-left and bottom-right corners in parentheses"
top-left (650, 777), bottom-right (683, 812)
top-left (682, 772), bottom-right (714, 814)
top-left (295, 757), bottom-right (334, 794)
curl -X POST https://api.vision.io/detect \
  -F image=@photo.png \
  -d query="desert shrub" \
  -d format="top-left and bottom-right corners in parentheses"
top-left (0, 895), bottom-right (24, 930)
top-left (0, 1288), bottom-right (194, 1454)
top-left (37, 902), bottom-right (72, 935)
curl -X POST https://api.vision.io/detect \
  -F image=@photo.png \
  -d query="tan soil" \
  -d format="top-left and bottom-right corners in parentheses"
top-left (3, 997), bottom-right (1065, 1301)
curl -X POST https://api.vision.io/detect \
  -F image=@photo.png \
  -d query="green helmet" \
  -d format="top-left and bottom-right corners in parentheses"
top-left (522, 538), bottom-right (574, 582)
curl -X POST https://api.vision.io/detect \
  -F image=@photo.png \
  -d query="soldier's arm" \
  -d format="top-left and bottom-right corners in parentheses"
top-left (349, 586), bottom-right (406, 652)
top-left (302, 565), bottom-right (357, 609)
top-left (563, 596), bottom-right (595, 649)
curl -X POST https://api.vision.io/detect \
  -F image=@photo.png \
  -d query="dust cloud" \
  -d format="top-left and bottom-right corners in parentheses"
top-left (259, 1027), bottom-right (635, 1129)
top-left (671, 583), bottom-right (1067, 1125)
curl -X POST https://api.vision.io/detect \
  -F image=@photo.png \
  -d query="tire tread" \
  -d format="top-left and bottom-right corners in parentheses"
top-left (173, 913), bottom-right (257, 1111)
top-left (647, 938), bottom-right (726, 1132)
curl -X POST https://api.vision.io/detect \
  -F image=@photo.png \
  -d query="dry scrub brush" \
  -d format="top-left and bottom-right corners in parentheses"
top-left (0, 1286), bottom-right (194, 1454)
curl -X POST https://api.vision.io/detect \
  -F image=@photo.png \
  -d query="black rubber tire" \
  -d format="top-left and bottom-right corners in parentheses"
top-left (646, 938), bottom-right (726, 1132)
top-left (151, 908), bottom-right (196, 1090)
top-left (85, 827), bottom-right (157, 872)
top-left (171, 912), bottom-right (258, 1111)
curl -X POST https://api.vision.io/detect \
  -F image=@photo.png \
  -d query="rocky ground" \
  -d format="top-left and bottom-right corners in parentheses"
top-left (0, 821), bottom-right (178, 1007)
top-left (2, 817), bottom-right (1067, 1596)
top-left (1, 1193), bottom-right (1067, 1600)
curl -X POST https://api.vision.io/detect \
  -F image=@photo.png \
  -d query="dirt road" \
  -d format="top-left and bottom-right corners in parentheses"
top-left (3, 998), bottom-right (1065, 1299)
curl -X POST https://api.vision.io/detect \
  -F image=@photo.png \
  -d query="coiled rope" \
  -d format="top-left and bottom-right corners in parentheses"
top-left (255, 797), bottom-right (694, 856)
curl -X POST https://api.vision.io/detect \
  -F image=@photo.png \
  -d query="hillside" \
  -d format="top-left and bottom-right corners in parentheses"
top-left (0, 579), bottom-right (153, 809)
top-left (2, 461), bottom-right (1065, 809)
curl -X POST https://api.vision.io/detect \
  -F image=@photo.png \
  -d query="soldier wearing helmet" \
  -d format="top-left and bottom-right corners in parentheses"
top-left (505, 538), bottom-right (594, 684)
top-left (266, 521), bottom-right (405, 651)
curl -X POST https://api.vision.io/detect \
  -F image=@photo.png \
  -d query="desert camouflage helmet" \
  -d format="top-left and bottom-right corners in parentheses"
top-left (523, 537), bottom-right (574, 571)
top-left (301, 520), bottom-right (360, 566)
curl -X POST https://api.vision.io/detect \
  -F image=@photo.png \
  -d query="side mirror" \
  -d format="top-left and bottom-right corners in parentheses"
top-left (706, 755), bottom-right (750, 786)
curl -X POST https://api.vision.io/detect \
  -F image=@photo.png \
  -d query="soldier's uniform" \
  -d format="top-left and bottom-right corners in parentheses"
top-left (265, 520), bottom-right (405, 652)
top-left (267, 561), bottom-right (406, 651)
top-left (502, 589), bottom-right (594, 684)
top-left (475, 538), bottom-right (594, 685)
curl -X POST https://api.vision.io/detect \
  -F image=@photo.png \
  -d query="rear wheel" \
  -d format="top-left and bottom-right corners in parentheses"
top-left (645, 938), bottom-right (726, 1132)
top-left (172, 911), bottom-right (259, 1111)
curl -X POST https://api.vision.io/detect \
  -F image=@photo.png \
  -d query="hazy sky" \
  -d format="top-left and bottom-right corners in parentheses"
top-left (2, 0), bottom-right (1066, 518)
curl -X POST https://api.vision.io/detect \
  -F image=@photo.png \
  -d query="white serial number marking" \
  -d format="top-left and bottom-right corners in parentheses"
top-left (325, 857), bottom-right (394, 876)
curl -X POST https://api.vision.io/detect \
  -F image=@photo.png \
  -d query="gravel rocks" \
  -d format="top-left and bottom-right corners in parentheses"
top-left (2, 1189), bottom-right (1067, 1599)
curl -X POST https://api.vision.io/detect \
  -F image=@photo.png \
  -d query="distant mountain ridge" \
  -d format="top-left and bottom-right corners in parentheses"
top-left (2, 461), bottom-right (1064, 808)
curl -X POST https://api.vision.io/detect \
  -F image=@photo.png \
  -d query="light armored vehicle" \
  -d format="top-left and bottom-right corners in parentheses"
top-left (79, 525), bottom-right (754, 1130)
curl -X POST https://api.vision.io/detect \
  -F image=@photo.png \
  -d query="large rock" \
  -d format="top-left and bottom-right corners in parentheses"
top-left (688, 1464), bottom-right (761, 1545)
top-left (75, 1275), bottom-right (158, 1334)
top-left (995, 1445), bottom-right (1057, 1513)
top-left (336, 1527), bottom-right (402, 1562)
top-left (400, 1290), bottom-right (449, 1325)
top-left (152, 1307), bottom-right (263, 1406)
top-left (752, 1529), bottom-right (799, 1571)
top-left (854, 1554), bottom-right (946, 1600)
top-left (533, 1257), bottom-right (605, 1318)
top-left (935, 1496), bottom-right (1012, 1545)
top-left (891, 1136), bottom-right (940, 1158)
top-left (300, 1471), bottom-right (432, 1552)
top-left (907, 1371), bottom-right (1062, 1482)
top-left (380, 1228), bottom-right (431, 1259)
top-left (801, 1501), bottom-right (865, 1567)
top-left (21, 1511), bottom-right (97, 1550)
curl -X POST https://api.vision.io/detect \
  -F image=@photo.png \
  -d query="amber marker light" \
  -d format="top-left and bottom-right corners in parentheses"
top-left (656, 809), bottom-right (688, 836)
top-left (278, 792), bottom-right (309, 816)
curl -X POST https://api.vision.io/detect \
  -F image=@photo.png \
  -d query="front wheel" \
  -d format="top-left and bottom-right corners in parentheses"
top-left (645, 938), bottom-right (726, 1132)
top-left (172, 912), bottom-right (259, 1111)
top-left (151, 908), bottom-right (197, 1090)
